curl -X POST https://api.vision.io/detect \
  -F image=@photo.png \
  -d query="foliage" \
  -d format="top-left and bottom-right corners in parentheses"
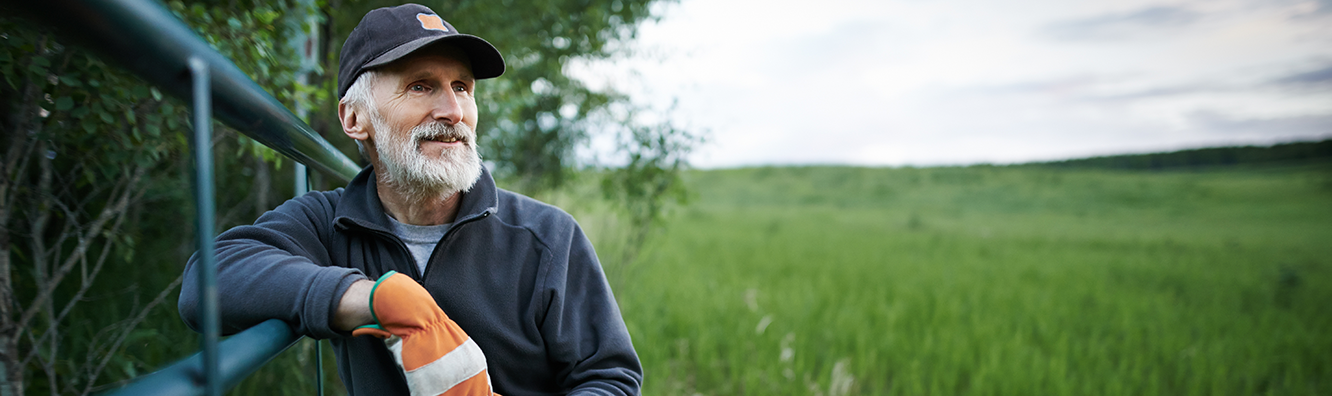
top-left (598, 103), bottom-right (701, 266)
top-left (0, 15), bottom-right (193, 396)
top-left (617, 164), bottom-right (1332, 395)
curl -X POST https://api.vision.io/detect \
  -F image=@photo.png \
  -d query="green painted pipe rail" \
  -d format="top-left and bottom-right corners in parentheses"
top-left (100, 319), bottom-right (300, 395)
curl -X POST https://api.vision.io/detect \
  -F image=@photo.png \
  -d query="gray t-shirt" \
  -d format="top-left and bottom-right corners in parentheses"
top-left (386, 216), bottom-right (450, 275)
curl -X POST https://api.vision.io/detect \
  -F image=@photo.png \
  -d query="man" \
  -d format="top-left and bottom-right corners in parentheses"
top-left (178, 4), bottom-right (643, 395)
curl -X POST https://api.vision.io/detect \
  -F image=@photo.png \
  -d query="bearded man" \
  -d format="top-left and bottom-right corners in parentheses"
top-left (178, 4), bottom-right (643, 395)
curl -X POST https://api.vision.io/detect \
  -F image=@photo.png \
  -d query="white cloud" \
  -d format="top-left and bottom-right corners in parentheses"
top-left (571, 0), bottom-right (1332, 167)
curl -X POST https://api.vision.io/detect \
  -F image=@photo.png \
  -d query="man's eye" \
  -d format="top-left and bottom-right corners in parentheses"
top-left (410, 84), bottom-right (428, 92)
top-left (453, 85), bottom-right (467, 92)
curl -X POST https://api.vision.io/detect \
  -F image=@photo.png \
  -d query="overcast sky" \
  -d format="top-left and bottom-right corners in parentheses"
top-left (571, 0), bottom-right (1332, 168)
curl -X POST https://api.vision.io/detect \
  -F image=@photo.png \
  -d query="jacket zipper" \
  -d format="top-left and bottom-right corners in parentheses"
top-left (419, 209), bottom-right (492, 282)
top-left (349, 209), bottom-right (493, 282)
top-left (359, 227), bottom-right (425, 279)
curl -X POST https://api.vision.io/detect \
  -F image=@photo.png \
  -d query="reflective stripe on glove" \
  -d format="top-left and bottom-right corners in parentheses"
top-left (352, 270), bottom-right (496, 396)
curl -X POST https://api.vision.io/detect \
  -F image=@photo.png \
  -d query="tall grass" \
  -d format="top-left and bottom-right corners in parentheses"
top-left (592, 165), bottom-right (1331, 395)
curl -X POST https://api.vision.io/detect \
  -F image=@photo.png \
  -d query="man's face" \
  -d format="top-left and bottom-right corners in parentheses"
top-left (367, 47), bottom-right (483, 196)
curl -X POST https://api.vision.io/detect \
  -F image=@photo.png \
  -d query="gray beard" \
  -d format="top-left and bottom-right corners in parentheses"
top-left (371, 116), bottom-right (483, 202)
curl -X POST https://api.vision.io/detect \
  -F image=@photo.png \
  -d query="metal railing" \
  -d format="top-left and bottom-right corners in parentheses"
top-left (98, 319), bottom-right (301, 395)
top-left (4, 0), bottom-right (361, 394)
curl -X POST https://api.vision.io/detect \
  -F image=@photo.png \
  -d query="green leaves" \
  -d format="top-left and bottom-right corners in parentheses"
top-left (254, 9), bottom-right (279, 25)
top-left (601, 105), bottom-right (701, 230)
top-left (71, 104), bottom-right (89, 118)
top-left (26, 61), bottom-right (46, 76)
top-left (162, 0), bottom-right (312, 168)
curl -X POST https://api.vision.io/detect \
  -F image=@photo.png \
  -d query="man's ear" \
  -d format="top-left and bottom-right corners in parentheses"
top-left (339, 101), bottom-right (370, 142)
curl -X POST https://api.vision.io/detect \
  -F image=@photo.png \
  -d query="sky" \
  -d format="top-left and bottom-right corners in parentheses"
top-left (571, 0), bottom-right (1332, 168)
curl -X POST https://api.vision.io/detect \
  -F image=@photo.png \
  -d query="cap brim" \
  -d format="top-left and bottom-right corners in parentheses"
top-left (364, 34), bottom-right (505, 79)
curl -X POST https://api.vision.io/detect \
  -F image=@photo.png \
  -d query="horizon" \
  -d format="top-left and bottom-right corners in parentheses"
top-left (670, 136), bottom-right (1330, 170)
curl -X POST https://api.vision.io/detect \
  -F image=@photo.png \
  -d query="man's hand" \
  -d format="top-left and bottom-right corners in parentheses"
top-left (351, 271), bottom-right (496, 396)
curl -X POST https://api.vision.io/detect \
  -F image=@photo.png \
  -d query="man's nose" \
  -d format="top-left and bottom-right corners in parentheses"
top-left (430, 91), bottom-right (464, 125)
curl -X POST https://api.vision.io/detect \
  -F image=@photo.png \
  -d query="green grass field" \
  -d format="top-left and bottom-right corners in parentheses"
top-left (592, 164), bottom-right (1332, 395)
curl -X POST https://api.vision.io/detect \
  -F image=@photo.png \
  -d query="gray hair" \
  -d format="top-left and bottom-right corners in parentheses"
top-left (340, 70), bottom-right (380, 161)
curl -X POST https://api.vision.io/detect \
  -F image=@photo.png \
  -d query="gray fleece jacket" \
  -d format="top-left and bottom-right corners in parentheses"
top-left (179, 166), bottom-right (642, 395)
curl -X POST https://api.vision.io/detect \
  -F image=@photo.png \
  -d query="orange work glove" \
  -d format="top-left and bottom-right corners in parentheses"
top-left (352, 270), bottom-right (497, 396)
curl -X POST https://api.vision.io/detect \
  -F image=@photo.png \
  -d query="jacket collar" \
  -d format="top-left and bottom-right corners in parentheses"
top-left (334, 165), bottom-right (501, 233)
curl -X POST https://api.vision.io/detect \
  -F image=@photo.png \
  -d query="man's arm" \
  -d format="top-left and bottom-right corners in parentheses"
top-left (334, 279), bottom-right (375, 331)
top-left (179, 191), bottom-right (371, 338)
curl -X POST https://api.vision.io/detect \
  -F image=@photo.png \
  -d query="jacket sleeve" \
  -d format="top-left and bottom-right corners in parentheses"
top-left (542, 222), bottom-right (644, 396)
top-left (179, 190), bottom-right (367, 339)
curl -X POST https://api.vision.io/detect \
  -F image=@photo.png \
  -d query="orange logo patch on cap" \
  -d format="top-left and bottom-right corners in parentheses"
top-left (417, 13), bottom-right (448, 32)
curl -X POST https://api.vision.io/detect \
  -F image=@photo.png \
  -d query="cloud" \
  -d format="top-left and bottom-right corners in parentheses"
top-left (972, 75), bottom-right (1109, 95)
top-left (963, 61), bottom-right (1332, 102)
top-left (1275, 64), bottom-right (1332, 85)
top-left (1315, 0), bottom-right (1332, 14)
top-left (1087, 85), bottom-right (1223, 101)
top-left (1041, 6), bottom-right (1203, 41)
top-left (1189, 111), bottom-right (1332, 137)
top-left (962, 74), bottom-right (1227, 101)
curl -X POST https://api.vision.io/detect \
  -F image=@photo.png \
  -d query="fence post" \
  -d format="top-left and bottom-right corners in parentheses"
top-left (287, 2), bottom-right (323, 391)
top-left (187, 56), bottom-right (221, 396)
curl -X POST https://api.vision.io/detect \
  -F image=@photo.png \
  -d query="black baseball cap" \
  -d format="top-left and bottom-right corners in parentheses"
top-left (337, 3), bottom-right (505, 98)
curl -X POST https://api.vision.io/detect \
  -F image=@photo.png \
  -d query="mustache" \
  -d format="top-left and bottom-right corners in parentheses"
top-left (412, 122), bottom-right (474, 144)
